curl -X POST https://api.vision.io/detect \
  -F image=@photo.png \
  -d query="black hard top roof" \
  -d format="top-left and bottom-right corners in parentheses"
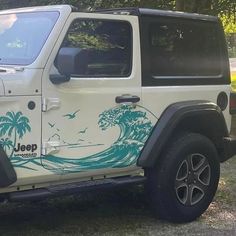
top-left (93, 7), bottom-right (218, 22)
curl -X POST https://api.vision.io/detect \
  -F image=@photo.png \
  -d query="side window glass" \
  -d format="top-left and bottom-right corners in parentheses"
top-left (57, 19), bottom-right (132, 77)
top-left (149, 19), bottom-right (221, 77)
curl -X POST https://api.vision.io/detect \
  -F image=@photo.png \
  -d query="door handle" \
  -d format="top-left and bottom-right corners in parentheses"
top-left (115, 94), bottom-right (140, 104)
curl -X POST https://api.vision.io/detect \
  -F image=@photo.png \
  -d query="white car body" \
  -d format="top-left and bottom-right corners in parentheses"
top-left (0, 5), bottom-right (232, 196)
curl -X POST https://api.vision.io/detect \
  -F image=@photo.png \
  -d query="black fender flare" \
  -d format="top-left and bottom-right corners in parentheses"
top-left (0, 146), bottom-right (17, 188)
top-left (138, 100), bottom-right (229, 168)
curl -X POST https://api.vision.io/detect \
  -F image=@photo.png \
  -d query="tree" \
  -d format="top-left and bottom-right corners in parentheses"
top-left (0, 0), bottom-right (174, 11)
top-left (176, 0), bottom-right (211, 14)
top-left (0, 0), bottom-right (235, 18)
top-left (0, 111), bottom-right (31, 158)
top-left (175, 0), bottom-right (236, 18)
top-left (0, 138), bottom-right (14, 153)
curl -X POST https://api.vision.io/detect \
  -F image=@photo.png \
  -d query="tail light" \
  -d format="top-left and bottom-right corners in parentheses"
top-left (230, 92), bottom-right (236, 115)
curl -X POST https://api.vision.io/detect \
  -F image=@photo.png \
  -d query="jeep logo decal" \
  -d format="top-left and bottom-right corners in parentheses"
top-left (14, 143), bottom-right (37, 153)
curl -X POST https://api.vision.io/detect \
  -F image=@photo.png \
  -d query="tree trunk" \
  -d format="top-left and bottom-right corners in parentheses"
top-left (176, 0), bottom-right (185, 11)
top-left (175, 0), bottom-right (212, 14)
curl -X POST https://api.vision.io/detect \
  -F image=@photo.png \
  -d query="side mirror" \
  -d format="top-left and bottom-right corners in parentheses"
top-left (50, 47), bottom-right (82, 84)
top-left (49, 74), bottom-right (70, 85)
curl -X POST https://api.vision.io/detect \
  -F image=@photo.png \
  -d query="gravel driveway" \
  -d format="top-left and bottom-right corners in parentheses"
top-left (0, 157), bottom-right (236, 236)
top-left (1, 118), bottom-right (236, 236)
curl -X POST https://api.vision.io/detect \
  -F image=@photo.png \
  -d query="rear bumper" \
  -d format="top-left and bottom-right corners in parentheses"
top-left (222, 136), bottom-right (236, 162)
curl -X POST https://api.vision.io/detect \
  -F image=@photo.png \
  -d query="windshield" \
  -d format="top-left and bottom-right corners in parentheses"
top-left (0, 11), bottom-right (59, 65)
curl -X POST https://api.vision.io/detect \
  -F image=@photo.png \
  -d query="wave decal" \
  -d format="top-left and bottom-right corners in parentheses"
top-left (43, 105), bottom-right (156, 173)
top-left (11, 105), bottom-right (158, 173)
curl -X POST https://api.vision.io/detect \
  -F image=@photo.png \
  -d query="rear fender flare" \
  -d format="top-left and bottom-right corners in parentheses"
top-left (138, 100), bottom-right (228, 168)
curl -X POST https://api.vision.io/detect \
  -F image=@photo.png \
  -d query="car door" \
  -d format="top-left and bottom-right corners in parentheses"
top-left (41, 12), bottom-right (155, 178)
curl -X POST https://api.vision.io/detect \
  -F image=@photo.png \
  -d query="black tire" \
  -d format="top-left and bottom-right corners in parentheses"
top-left (145, 133), bottom-right (220, 223)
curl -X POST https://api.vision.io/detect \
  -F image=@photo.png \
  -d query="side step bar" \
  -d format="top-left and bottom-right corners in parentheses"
top-left (8, 176), bottom-right (146, 202)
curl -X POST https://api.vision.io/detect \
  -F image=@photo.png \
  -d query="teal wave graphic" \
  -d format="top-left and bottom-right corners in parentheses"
top-left (11, 156), bottom-right (41, 171)
top-left (11, 105), bottom-right (157, 173)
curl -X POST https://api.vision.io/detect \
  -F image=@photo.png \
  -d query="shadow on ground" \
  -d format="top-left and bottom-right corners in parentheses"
top-left (1, 157), bottom-right (236, 236)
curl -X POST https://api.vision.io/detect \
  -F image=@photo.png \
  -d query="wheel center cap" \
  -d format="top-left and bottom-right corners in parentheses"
top-left (187, 172), bottom-right (195, 184)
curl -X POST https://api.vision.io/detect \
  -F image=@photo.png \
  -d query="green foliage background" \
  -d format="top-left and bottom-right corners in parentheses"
top-left (0, 0), bottom-right (235, 15)
top-left (1, 0), bottom-right (235, 31)
top-left (0, 0), bottom-right (236, 56)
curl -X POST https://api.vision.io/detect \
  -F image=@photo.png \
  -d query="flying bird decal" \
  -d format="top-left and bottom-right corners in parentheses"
top-left (63, 109), bottom-right (80, 119)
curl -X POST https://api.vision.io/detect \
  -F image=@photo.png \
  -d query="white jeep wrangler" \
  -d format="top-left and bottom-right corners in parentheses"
top-left (0, 5), bottom-right (235, 223)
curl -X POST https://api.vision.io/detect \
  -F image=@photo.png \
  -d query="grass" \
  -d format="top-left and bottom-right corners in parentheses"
top-left (231, 71), bottom-right (236, 90)
top-left (232, 72), bottom-right (236, 81)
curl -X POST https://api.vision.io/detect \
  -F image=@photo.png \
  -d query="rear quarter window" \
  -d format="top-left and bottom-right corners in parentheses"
top-left (149, 20), bottom-right (221, 77)
top-left (140, 16), bottom-right (230, 86)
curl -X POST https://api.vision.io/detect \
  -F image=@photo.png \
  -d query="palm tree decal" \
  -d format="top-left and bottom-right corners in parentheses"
top-left (0, 111), bottom-right (31, 158)
top-left (0, 138), bottom-right (14, 153)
